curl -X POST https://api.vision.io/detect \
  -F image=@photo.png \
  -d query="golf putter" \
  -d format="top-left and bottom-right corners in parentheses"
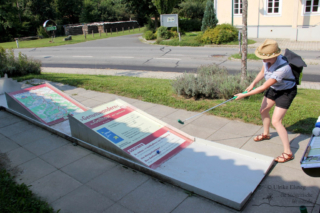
top-left (177, 89), bottom-right (253, 125)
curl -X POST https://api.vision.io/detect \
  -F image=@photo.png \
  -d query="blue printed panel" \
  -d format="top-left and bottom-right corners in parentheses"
top-left (97, 127), bottom-right (124, 144)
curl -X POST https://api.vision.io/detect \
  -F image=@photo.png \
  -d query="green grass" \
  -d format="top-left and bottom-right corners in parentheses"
top-left (15, 73), bottom-right (319, 134)
top-left (230, 53), bottom-right (260, 60)
top-left (158, 32), bottom-right (204, 46)
top-left (0, 169), bottom-right (57, 213)
top-left (157, 32), bottom-right (256, 47)
top-left (0, 27), bottom-right (145, 49)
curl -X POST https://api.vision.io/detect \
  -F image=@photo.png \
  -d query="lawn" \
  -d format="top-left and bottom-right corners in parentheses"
top-left (230, 53), bottom-right (260, 60)
top-left (0, 27), bottom-right (145, 49)
top-left (156, 32), bottom-right (256, 47)
top-left (15, 73), bottom-right (319, 134)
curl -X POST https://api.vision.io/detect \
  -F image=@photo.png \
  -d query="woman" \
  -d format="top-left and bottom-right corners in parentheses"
top-left (234, 39), bottom-right (297, 163)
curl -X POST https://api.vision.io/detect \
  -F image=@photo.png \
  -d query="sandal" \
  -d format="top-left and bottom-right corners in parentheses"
top-left (253, 134), bottom-right (271, 142)
top-left (274, 153), bottom-right (294, 163)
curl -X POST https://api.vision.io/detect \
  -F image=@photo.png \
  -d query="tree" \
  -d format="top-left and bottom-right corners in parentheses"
top-left (201, 0), bottom-right (218, 32)
top-left (152, 0), bottom-right (179, 14)
top-left (178, 0), bottom-right (206, 20)
top-left (241, 0), bottom-right (248, 83)
top-left (54, 0), bottom-right (82, 24)
top-left (124, 0), bottom-right (158, 27)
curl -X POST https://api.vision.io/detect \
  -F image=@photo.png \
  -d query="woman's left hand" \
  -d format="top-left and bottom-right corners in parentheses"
top-left (234, 93), bottom-right (246, 100)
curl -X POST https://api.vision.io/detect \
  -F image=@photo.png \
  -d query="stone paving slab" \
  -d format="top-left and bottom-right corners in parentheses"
top-left (6, 147), bottom-right (36, 168)
top-left (171, 196), bottom-right (238, 213)
top-left (119, 178), bottom-right (188, 213)
top-left (0, 137), bottom-right (19, 153)
top-left (102, 203), bottom-right (134, 213)
top-left (15, 158), bottom-right (56, 185)
top-left (51, 185), bottom-right (114, 213)
top-left (60, 153), bottom-right (118, 184)
top-left (9, 127), bottom-right (52, 146)
top-left (206, 130), bottom-right (251, 148)
top-left (86, 165), bottom-right (150, 202)
top-left (30, 170), bottom-right (82, 203)
top-left (40, 144), bottom-right (92, 169)
top-left (23, 134), bottom-right (68, 156)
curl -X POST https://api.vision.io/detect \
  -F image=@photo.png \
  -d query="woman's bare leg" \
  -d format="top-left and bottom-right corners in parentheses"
top-left (258, 97), bottom-right (275, 137)
top-left (272, 106), bottom-right (293, 161)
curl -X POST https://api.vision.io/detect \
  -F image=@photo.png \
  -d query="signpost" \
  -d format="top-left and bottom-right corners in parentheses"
top-left (43, 20), bottom-right (57, 43)
top-left (160, 14), bottom-right (180, 41)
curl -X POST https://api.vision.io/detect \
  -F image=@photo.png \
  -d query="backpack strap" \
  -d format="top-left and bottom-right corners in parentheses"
top-left (273, 62), bottom-right (296, 82)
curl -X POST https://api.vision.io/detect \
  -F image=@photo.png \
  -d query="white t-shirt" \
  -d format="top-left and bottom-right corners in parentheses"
top-left (263, 55), bottom-right (296, 90)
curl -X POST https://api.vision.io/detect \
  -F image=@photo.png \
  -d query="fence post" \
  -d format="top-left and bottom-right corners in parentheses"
top-left (133, 26), bottom-right (134, 32)
top-left (106, 29), bottom-right (107, 36)
top-left (139, 26), bottom-right (140, 31)
top-left (111, 28), bottom-right (112, 35)
top-left (122, 27), bottom-right (124, 33)
top-left (116, 28), bottom-right (118, 34)
top-left (129, 27), bottom-right (130, 32)
top-left (84, 30), bottom-right (86, 39)
top-left (99, 30), bottom-right (101, 37)
top-left (92, 30), bottom-right (94, 38)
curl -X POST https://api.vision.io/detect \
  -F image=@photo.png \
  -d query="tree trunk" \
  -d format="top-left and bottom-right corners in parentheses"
top-left (154, 13), bottom-right (159, 29)
top-left (241, 0), bottom-right (248, 83)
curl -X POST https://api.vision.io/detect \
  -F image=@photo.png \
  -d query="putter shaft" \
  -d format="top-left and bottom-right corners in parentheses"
top-left (182, 97), bottom-right (234, 122)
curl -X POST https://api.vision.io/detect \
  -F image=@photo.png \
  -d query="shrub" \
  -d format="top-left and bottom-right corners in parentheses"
top-left (0, 47), bottom-right (41, 77)
top-left (145, 18), bottom-right (156, 32)
top-left (179, 19), bottom-right (202, 32)
top-left (201, 24), bottom-right (238, 44)
top-left (37, 26), bottom-right (49, 38)
top-left (170, 27), bottom-right (185, 35)
top-left (172, 64), bottom-right (262, 99)
top-left (144, 30), bottom-right (156, 40)
top-left (157, 26), bottom-right (172, 39)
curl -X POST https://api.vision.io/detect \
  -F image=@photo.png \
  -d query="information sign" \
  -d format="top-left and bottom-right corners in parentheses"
top-left (8, 83), bottom-right (87, 125)
top-left (46, 26), bottom-right (57, 31)
top-left (73, 100), bottom-right (193, 168)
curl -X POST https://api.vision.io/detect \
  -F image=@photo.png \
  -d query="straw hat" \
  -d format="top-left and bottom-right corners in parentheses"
top-left (254, 39), bottom-right (281, 59)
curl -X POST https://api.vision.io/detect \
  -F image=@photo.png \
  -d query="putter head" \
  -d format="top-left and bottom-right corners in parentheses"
top-left (178, 119), bottom-right (184, 125)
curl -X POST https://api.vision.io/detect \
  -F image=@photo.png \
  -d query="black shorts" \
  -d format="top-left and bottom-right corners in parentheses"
top-left (264, 85), bottom-right (297, 109)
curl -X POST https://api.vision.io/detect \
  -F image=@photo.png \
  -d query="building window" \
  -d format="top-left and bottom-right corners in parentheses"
top-left (234, 0), bottom-right (242, 15)
top-left (267, 0), bottom-right (280, 14)
top-left (305, 0), bottom-right (319, 13)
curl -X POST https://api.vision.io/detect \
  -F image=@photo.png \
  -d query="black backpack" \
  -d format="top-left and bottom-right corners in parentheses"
top-left (276, 49), bottom-right (307, 85)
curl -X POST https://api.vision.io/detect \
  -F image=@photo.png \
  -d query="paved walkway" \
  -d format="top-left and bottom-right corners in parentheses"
top-left (0, 72), bottom-right (320, 213)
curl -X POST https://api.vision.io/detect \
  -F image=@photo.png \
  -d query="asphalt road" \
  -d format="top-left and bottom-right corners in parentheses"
top-left (16, 34), bottom-right (320, 82)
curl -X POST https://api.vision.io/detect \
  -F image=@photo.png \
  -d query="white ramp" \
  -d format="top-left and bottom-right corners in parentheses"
top-left (69, 99), bottom-right (274, 210)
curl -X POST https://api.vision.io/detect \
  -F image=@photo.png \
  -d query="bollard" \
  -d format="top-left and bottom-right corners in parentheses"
top-left (122, 27), bottom-right (124, 33)
top-left (106, 29), bottom-right (107, 36)
top-left (129, 27), bottom-right (130, 32)
top-left (15, 39), bottom-right (19, 48)
top-left (99, 30), bottom-right (101, 37)
top-left (111, 28), bottom-right (112, 35)
top-left (116, 28), bottom-right (118, 34)
top-left (133, 26), bottom-right (134, 32)
top-left (84, 31), bottom-right (86, 39)
top-left (92, 30), bottom-right (94, 38)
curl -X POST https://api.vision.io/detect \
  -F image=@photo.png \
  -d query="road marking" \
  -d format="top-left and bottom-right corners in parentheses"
top-left (168, 54), bottom-right (185, 56)
top-left (154, 58), bottom-right (181, 60)
top-left (111, 56), bottom-right (134, 59)
top-left (72, 56), bottom-right (93, 57)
